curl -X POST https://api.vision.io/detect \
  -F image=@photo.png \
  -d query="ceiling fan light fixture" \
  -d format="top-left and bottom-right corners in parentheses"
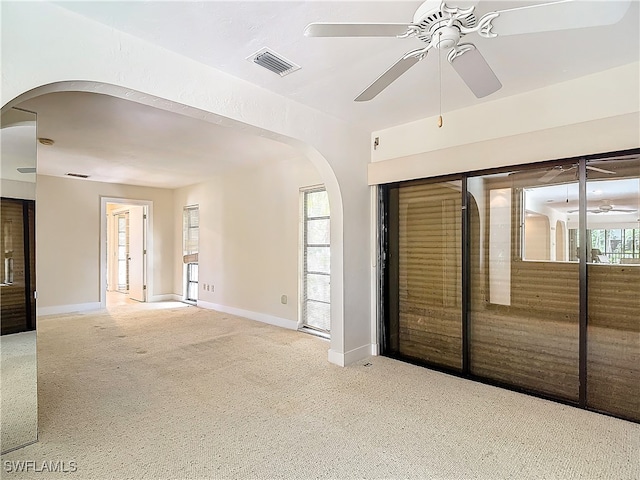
top-left (38, 137), bottom-right (54, 146)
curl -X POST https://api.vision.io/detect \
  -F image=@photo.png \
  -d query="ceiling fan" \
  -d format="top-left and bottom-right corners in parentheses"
top-left (567, 201), bottom-right (637, 214)
top-left (538, 164), bottom-right (616, 183)
top-left (304, 0), bottom-right (632, 102)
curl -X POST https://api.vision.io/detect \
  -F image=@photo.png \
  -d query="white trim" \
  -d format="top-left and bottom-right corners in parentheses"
top-left (297, 188), bottom-right (305, 329)
top-left (100, 197), bottom-right (153, 309)
top-left (182, 205), bottom-right (199, 303)
top-left (328, 344), bottom-right (372, 367)
top-left (38, 302), bottom-right (102, 316)
top-left (370, 185), bottom-right (380, 356)
top-left (149, 294), bottom-right (181, 302)
top-left (197, 301), bottom-right (298, 330)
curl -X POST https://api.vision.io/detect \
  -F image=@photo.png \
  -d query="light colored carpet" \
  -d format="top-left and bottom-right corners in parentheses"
top-left (1, 331), bottom-right (38, 453)
top-left (1, 300), bottom-right (639, 479)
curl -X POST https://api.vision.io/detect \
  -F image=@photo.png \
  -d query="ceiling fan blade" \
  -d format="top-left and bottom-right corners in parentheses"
top-left (487, 0), bottom-right (632, 36)
top-left (17, 167), bottom-right (36, 174)
top-left (304, 23), bottom-right (413, 38)
top-left (355, 49), bottom-right (426, 102)
top-left (448, 45), bottom-right (501, 98)
top-left (610, 208), bottom-right (637, 213)
top-left (586, 165), bottom-right (616, 175)
top-left (539, 168), bottom-right (564, 182)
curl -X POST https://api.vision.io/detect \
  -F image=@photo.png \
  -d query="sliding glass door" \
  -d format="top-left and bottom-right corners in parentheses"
top-left (467, 168), bottom-right (580, 402)
top-left (385, 180), bottom-right (463, 370)
top-left (585, 156), bottom-right (639, 419)
top-left (381, 151), bottom-right (639, 422)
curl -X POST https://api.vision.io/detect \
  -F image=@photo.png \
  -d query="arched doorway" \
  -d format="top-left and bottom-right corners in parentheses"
top-left (2, 80), bottom-right (356, 365)
top-left (556, 220), bottom-right (567, 261)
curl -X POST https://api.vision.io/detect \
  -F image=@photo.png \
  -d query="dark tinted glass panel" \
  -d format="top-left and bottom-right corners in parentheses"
top-left (585, 157), bottom-right (640, 421)
top-left (468, 167), bottom-right (580, 401)
top-left (387, 181), bottom-right (463, 370)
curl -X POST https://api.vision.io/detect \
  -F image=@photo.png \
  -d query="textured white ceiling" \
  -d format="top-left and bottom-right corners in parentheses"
top-left (526, 178), bottom-right (640, 214)
top-left (0, 125), bottom-right (37, 183)
top-left (15, 1), bottom-right (639, 188)
top-left (54, 0), bottom-right (640, 131)
top-left (19, 92), bottom-right (302, 188)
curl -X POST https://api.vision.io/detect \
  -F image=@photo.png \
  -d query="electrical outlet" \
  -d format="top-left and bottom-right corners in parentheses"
top-left (281, 295), bottom-right (287, 305)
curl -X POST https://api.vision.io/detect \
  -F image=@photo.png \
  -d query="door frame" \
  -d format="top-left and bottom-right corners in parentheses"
top-left (100, 197), bottom-right (153, 308)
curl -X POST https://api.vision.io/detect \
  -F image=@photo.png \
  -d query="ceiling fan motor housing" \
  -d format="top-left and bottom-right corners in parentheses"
top-left (412, 1), bottom-right (476, 49)
top-left (432, 26), bottom-right (461, 49)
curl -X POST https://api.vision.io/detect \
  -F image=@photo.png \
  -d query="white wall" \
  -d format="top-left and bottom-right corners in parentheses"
top-left (368, 62), bottom-right (640, 185)
top-left (6, 3), bottom-right (635, 365)
top-left (174, 157), bottom-right (321, 327)
top-left (525, 196), bottom-right (568, 262)
top-left (36, 175), bottom-right (174, 313)
top-left (1, 1), bottom-right (372, 365)
top-left (525, 215), bottom-right (551, 261)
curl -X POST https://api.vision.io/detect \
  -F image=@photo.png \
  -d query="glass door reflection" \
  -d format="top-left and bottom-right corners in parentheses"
top-left (386, 180), bottom-right (463, 370)
top-left (585, 156), bottom-right (640, 421)
top-left (468, 166), bottom-right (580, 402)
top-left (0, 108), bottom-right (38, 453)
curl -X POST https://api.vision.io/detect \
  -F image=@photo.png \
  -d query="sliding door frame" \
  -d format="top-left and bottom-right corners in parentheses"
top-left (578, 159), bottom-right (588, 408)
top-left (379, 148), bottom-right (640, 423)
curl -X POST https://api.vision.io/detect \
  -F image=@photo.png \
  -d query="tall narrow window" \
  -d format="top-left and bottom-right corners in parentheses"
top-left (116, 212), bottom-right (129, 292)
top-left (183, 205), bottom-right (199, 302)
top-left (302, 187), bottom-right (330, 333)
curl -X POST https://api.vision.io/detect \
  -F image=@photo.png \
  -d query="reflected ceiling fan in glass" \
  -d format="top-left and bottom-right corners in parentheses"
top-left (567, 200), bottom-right (637, 214)
top-left (539, 164), bottom-right (616, 183)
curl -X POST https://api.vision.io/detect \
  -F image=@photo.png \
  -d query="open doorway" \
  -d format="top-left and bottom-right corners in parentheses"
top-left (101, 198), bottom-right (151, 308)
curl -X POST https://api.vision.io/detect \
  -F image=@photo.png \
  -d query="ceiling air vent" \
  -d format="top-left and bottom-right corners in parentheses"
top-left (247, 48), bottom-right (301, 77)
top-left (66, 173), bottom-right (90, 179)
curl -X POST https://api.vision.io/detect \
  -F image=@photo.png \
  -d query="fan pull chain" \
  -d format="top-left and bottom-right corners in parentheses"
top-left (438, 31), bottom-right (443, 128)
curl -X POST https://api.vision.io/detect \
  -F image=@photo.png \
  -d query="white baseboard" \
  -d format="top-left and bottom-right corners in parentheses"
top-left (38, 302), bottom-right (102, 317)
top-left (197, 301), bottom-right (298, 330)
top-left (149, 294), bottom-right (181, 302)
top-left (328, 343), bottom-right (373, 367)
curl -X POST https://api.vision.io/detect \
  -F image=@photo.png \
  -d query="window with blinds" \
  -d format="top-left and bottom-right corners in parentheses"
top-left (183, 205), bottom-right (199, 302)
top-left (301, 187), bottom-right (330, 333)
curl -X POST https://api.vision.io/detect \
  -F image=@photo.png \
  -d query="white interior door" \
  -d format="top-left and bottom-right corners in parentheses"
top-left (128, 206), bottom-right (146, 302)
